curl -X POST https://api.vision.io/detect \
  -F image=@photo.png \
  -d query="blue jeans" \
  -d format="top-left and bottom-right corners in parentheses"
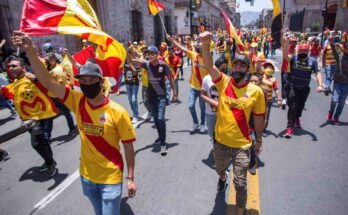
top-left (81, 177), bottom-right (122, 215)
top-left (324, 64), bottom-right (337, 90)
top-left (329, 82), bottom-right (348, 120)
top-left (44, 98), bottom-right (75, 139)
top-left (126, 85), bottom-right (139, 117)
top-left (206, 113), bottom-right (216, 144)
top-left (149, 96), bottom-right (167, 145)
top-left (165, 79), bottom-right (171, 103)
top-left (188, 88), bottom-right (206, 125)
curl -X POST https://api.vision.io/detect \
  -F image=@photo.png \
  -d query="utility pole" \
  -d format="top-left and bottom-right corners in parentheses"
top-left (189, 0), bottom-right (194, 36)
top-left (282, 0), bottom-right (286, 25)
top-left (321, 0), bottom-right (328, 46)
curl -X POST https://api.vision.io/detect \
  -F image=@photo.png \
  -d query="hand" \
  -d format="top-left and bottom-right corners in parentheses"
top-left (12, 31), bottom-right (34, 52)
top-left (24, 72), bottom-right (36, 81)
top-left (166, 34), bottom-right (173, 42)
top-left (255, 140), bottom-right (263, 155)
top-left (127, 179), bottom-right (137, 198)
top-left (199, 32), bottom-right (213, 45)
top-left (316, 85), bottom-right (324, 92)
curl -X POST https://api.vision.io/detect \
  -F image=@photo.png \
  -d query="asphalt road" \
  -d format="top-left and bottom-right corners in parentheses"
top-left (0, 52), bottom-right (347, 215)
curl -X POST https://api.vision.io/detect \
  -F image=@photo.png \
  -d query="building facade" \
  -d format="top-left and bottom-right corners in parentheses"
top-left (2, 0), bottom-right (177, 53)
top-left (280, 0), bottom-right (348, 32)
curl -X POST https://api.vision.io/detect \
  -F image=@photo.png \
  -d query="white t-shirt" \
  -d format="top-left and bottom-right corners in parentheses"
top-left (201, 75), bottom-right (219, 115)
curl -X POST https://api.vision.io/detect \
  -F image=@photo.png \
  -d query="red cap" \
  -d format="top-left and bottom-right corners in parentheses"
top-left (262, 61), bottom-right (275, 70)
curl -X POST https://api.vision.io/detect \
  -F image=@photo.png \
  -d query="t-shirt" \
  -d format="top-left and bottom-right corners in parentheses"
top-left (62, 88), bottom-right (136, 184)
top-left (213, 73), bottom-right (265, 148)
top-left (124, 63), bottom-right (139, 86)
top-left (324, 43), bottom-right (342, 65)
top-left (165, 56), bottom-right (182, 79)
top-left (261, 75), bottom-right (279, 102)
top-left (1, 77), bottom-right (58, 120)
top-left (288, 56), bottom-right (319, 88)
top-left (202, 75), bottom-right (219, 115)
top-left (141, 67), bottom-right (149, 87)
top-left (186, 50), bottom-right (209, 91)
top-left (141, 60), bottom-right (171, 97)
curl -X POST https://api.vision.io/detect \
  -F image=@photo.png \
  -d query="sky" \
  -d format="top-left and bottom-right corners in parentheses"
top-left (236, 0), bottom-right (273, 12)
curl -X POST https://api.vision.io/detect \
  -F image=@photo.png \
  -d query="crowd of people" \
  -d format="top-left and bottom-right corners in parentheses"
top-left (0, 26), bottom-right (347, 215)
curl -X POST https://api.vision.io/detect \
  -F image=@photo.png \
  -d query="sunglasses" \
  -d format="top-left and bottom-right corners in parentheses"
top-left (6, 65), bottom-right (18, 69)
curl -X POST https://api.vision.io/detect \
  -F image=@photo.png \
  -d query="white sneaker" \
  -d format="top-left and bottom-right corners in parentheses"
top-left (160, 145), bottom-right (167, 156)
top-left (200, 124), bottom-right (207, 133)
top-left (131, 117), bottom-right (139, 124)
top-left (190, 124), bottom-right (199, 132)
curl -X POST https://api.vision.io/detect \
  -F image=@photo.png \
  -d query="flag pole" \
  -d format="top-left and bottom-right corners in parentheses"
top-left (158, 13), bottom-right (168, 36)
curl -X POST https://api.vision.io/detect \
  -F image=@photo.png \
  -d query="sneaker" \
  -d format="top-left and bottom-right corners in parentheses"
top-left (131, 117), bottom-right (139, 124)
top-left (249, 166), bottom-right (256, 175)
top-left (334, 119), bottom-right (341, 125)
top-left (200, 124), bottom-right (207, 133)
top-left (294, 118), bottom-right (302, 128)
top-left (38, 163), bottom-right (49, 172)
top-left (0, 150), bottom-right (10, 163)
top-left (190, 124), bottom-right (199, 133)
top-left (217, 172), bottom-right (228, 192)
top-left (327, 112), bottom-right (333, 122)
top-left (284, 127), bottom-right (294, 139)
top-left (145, 112), bottom-right (152, 121)
top-left (68, 127), bottom-right (78, 136)
top-left (281, 99), bottom-right (286, 110)
top-left (46, 162), bottom-right (57, 177)
top-left (160, 145), bottom-right (167, 156)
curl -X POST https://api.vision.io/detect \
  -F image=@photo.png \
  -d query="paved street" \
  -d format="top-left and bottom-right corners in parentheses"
top-left (1, 53), bottom-right (348, 215)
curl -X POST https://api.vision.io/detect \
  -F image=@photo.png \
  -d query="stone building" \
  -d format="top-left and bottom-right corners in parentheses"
top-left (1, 0), bottom-right (177, 53)
top-left (280, 0), bottom-right (348, 32)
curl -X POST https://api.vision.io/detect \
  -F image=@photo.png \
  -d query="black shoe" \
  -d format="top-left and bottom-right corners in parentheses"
top-left (38, 163), bottom-right (49, 172)
top-left (0, 150), bottom-right (10, 163)
top-left (217, 172), bottom-right (228, 192)
top-left (46, 162), bottom-right (57, 178)
top-left (154, 137), bottom-right (161, 144)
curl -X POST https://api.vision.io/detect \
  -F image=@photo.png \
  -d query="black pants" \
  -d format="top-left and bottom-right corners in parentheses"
top-left (30, 120), bottom-right (55, 166)
top-left (180, 57), bottom-right (184, 77)
top-left (281, 73), bottom-right (288, 100)
top-left (286, 86), bottom-right (310, 128)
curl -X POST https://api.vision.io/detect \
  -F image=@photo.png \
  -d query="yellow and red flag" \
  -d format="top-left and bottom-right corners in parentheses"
top-left (271, 0), bottom-right (282, 49)
top-left (20, 0), bottom-right (126, 91)
top-left (221, 8), bottom-right (245, 52)
top-left (147, 0), bottom-right (165, 16)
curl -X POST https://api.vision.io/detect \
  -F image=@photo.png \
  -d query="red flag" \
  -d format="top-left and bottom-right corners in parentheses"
top-left (221, 8), bottom-right (245, 52)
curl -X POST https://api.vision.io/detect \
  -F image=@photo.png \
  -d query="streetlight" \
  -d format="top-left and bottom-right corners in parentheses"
top-left (321, 0), bottom-right (328, 46)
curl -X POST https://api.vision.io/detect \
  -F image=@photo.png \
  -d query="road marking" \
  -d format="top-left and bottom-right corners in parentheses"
top-left (31, 112), bottom-right (148, 213)
top-left (31, 170), bottom-right (79, 214)
top-left (311, 75), bottom-right (348, 105)
top-left (227, 171), bottom-right (260, 215)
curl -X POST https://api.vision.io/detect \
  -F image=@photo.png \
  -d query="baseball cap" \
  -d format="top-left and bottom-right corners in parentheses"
top-left (262, 61), bottom-right (275, 70)
top-left (133, 41), bottom-right (138, 45)
top-left (298, 44), bottom-right (310, 52)
top-left (233, 55), bottom-right (250, 67)
top-left (147, 45), bottom-right (159, 53)
top-left (75, 63), bottom-right (103, 79)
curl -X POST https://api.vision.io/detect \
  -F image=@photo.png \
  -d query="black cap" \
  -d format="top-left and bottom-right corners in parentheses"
top-left (75, 63), bottom-right (103, 79)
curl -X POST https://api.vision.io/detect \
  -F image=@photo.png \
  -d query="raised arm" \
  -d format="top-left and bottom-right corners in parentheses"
top-left (12, 31), bottom-right (66, 99)
top-left (200, 32), bottom-right (220, 81)
top-left (166, 34), bottom-right (188, 53)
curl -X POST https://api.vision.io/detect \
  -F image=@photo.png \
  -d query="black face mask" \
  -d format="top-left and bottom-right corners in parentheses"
top-left (231, 71), bottom-right (246, 83)
top-left (298, 53), bottom-right (308, 60)
top-left (80, 81), bottom-right (102, 99)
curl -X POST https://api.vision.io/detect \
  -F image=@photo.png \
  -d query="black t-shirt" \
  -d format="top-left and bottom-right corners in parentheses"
top-left (124, 63), bottom-right (139, 86)
top-left (141, 60), bottom-right (171, 97)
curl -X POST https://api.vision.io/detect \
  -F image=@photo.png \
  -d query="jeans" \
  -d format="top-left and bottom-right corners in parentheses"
top-left (206, 113), bottom-right (216, 144)
top-left (81, 177), bottom-right (122, 215)
top-left (142, 86), bottom-right (151, 113)
top-left (126, 85), bottom-right (139, 117)
top-left (165, 79), bottom-right (171, 104)
top-left (324, 64), bottom-right (337, 90)
top-left (149, 96), bottom-right (167, 146)
top-left (271, 47), bottom-right (276, 58)
top-left (286, 86), bottom-right (310, 128)
top-left (174, 79), bottom-right (179, 98)
top-left (30, 120), bottom-right (55, 166)
top-left (264, 47), bottom-right (269, 58)
top-left (44, 98), bottom-right (75, 139)
top-left (329, 82), bottom-right (348, 120)
top-left (188, 88), bottom-right (206, 125)
top-left (281, 73), bottom-right (288, 100)
top-left (0, 96), bottom-right (15, 113)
